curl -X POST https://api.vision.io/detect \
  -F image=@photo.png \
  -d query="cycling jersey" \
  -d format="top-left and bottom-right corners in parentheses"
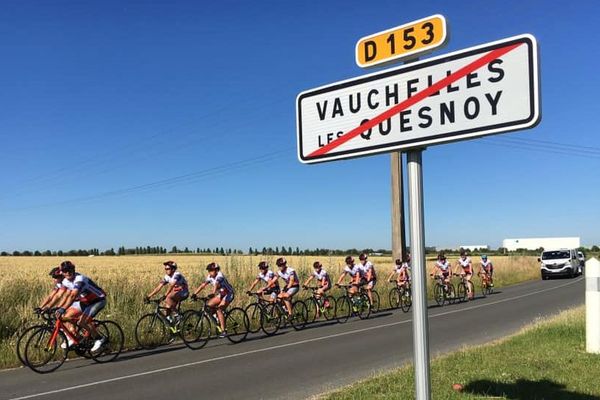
top-left (359, 261), bottom-right (377, 281)
top-left (481, 260), bottom-right (494, 272)
top-left (205, 271), bottom-right (235, 297)
top-left (436, 260), bottom-right (451, 275)
top-left (313, 269), bottom-right (331, 287)
top-left (395, 263), bottom-right (411, 281)
top-left (344, 264), bottom-right (363, 278)
top-left (161, 271), bottom-right (189, 294)
top-left (54, 281), bottom-right (63, 291)
top-left (278, 267), bottom-right (299, 288)
top-left (61, 273), bottom-right (106, 305)
top-left (257, 270), bottom-right (279, 285)
top-left (458, 257), bottom-right (473, 273)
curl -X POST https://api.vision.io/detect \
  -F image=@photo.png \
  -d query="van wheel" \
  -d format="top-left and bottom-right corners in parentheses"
top-left (541, 273), bottom-right (548, 280)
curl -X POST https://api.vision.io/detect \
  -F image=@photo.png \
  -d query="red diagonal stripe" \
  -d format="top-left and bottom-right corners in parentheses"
top-left (307, 42), bottom-right (522, 158)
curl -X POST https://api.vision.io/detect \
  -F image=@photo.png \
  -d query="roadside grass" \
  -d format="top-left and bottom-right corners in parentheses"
top-left (1, 255), bottom-right (539, 369)
top-left (322, 306), bottom-right (599, 400)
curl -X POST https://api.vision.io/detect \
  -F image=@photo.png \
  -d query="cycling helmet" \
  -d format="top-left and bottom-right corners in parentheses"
top-left (437, 253), bottom-right (446, 261)
top-left (345, 256), bottom-right (354, 265)
top-left (163, 260), bottom-right (178, 270)
top-left (481, 255), bottom-right (488, 260)
top-left (59, 260), bottom-right (75, 273)
top-left (258, 261), bottom-right (269, 270)
top-left (206, 262), bottom-right (220, 271)
top-left (276, 257), bottom-right (287, 267)
top-left (359, 253), bottom-right (367, 261)
top-left (313, 261), bottom-right (322, 269)
top-left (49, 267), bottom-right (63, 279)
top-left (459, 249), bottom-right (466, 256)
top-left (395, 259), bottom-right (402, 266)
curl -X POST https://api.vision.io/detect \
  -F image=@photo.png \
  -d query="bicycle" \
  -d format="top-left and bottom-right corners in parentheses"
top-left (454, 273), bottom-right (474, 302)
top-left (359, 285), bottom-right (380, 313)
top-left (388, 280), bottom-right (412, 313)
top-left (245, 292), bottom-right (282, 336)
top-left (268, 293), bottom-right (309, 331)
top-left (16, 308), bottom-right (58, 366)
top-left (335, 284), bottom-right (371, 322)
top-left (180, 295), bottom-right (249, 350)
top-left (135, 297), bottom-right (192, 349)
top-left (479, 272), bottom-right (494, 297)
top-left (23, 310), bottom-right (124, 373)
top-left (303, 286), bottom-right (337, 323)
top-left (431, 274), bottom-right (456, 306)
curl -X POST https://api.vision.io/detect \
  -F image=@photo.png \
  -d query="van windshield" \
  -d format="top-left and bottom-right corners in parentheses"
top-left (542, 251), bottom-right (570, 260)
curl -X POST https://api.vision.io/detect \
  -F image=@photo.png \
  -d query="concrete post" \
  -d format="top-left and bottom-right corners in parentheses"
top-left (586, 257), bottom-right (600, 354)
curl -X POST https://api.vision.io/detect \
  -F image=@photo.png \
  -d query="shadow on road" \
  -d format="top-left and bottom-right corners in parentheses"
top-left (464, 379), bottom-right (600, 400)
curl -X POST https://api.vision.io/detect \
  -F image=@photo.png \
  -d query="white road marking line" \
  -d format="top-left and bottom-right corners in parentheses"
top-left (7, 278), bottom-right (582, 400)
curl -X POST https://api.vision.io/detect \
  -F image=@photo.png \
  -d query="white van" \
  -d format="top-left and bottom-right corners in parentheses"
top-left (539, 249), bottom-right (582, 279)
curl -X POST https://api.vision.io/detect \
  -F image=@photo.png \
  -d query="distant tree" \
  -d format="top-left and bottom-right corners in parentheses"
top-left (184, 247), bottom-right (190, 253)
top-left (171, 246), bottom-right (178, 254)
top-left (275, 247), bottom-right (280, 254)
top-left (592, 245), bottom-right (600, 252)
top-left (34, 250), bottom-right (42, 256)
top-left (0, 251), bottom-right (7, 256)
top-left (249, 247), bottom-right (253, 255)
top-left (12, 251), bottom-right (20, 256)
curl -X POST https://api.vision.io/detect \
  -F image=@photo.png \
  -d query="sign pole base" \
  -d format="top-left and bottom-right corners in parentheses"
top-left (407, 149), bottom-right (431, 400)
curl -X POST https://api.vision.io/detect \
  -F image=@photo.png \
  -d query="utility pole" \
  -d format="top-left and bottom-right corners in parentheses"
top-left (391, 151), bottom-right (406, 262)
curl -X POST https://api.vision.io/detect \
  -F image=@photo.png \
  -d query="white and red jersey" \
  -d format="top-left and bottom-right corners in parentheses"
top-left (359, 261), bottom-right (376, 281)
top-left (277, 267), bottom-right (299, 288)
top-left (395, 263), bottom-right (411, 280)
top-left (344, 264), bottom-right (363, 278)
top-left (257, 270), bottom-right (280, 289)
top-left (481, 260), bottom-right (493, 272)
top-left (313, 269), bottom-right (331, 287)
top-left (161, 271), bottom-right (188, 293)
top-left (436, 260), bottom-right (451, 274)
top-left (61, 273), bottom-right (106, 305)
top-left (458, 257), bottom-right (473, 273)
top-left (205, 271), bottom-right (234, 296)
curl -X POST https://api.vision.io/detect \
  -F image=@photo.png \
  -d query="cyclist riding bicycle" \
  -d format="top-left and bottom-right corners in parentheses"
top-left (38, 267), bottom-right (65, 311)
top-left (479, 255), bottom-right (494, 287)
top-left (145, 261), bottom-right (189, 323)
top-left (455, 250), bottom-right (474, 299)
top-left (56, 261), bottom-right (107, 352)
top-left (191, 263), bottom-right (235, 338)
top-left (387, 255), bottom-right (411, 289)
top-left (275, 257), bottom-right (299, 317)
top-left (358, 253), bottom-right (377, 306)
top-left (336, 256), bottom-right (363, 297)
top-left (247, 261), bottom-right (280, 301)
top-left (303, 261), bottom-right (332, 308)
top-left (431, 253), bottom-right (452, 285)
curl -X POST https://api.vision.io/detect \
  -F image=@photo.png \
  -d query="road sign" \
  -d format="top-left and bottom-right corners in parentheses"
top-left (296, 34), bottom-right (540, 164)
top-left (356, 15), bottom-right (448, 68)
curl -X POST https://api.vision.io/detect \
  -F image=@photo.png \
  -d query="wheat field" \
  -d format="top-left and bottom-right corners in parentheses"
top-left (0, 254), bottom-right (539, 369)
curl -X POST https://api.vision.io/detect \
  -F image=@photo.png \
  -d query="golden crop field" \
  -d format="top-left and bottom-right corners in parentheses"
top-left (0, 254), bottom-right (539, 369)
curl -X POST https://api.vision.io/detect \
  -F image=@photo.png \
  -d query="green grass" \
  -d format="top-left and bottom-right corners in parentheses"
top-left (322, 306), bottom-right (600, 400)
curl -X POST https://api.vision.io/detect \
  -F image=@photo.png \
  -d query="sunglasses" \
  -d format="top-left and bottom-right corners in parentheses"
top-left (164, 267), bottom-right (172, 271)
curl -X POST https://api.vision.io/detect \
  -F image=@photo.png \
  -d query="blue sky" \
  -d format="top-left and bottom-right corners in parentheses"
top-left (1, 0), bottom-right (599, 251)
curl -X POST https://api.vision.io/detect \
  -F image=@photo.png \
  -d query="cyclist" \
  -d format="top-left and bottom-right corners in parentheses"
top-left (247, 261), bottom-right (280, 301)
top-left (336, 256), bottom-right (363, 297)
top-left (455, 250), bottom-right (474, 300)
top-left (358, 253), bottom-right (377, 307)
top-left (303, 261), bottom-right (332, 309)
top-left (56, 261), bottom-right (107, 352)
top-left (191, 263), bottom-right (235, 338)
top-left (387, 255), bottom-right (411, 289)
top-left (430, 253), bottom-right (452, 286)
top-left (38, 267), bottom-right (65, 311)
top-left (479, 255), bottom-right (494, 287)
top-left (145, 261), bottom-right (189, 323)
top-left (275, 257), bottom-right (300, 317)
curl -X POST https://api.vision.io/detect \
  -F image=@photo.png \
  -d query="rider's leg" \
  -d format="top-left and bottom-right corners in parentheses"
top-left (217, 298), bottom-right (230, 332)
top-left (63, 306), bottom-right (82, 339)
top-left (79, 300), bottom-right (106, 338)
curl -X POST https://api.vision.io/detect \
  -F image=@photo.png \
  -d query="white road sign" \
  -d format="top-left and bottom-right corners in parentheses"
top-left (296, 34), bottom-right (540, 164)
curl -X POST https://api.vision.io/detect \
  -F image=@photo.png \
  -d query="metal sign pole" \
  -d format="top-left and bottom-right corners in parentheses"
top-left (407, 148), bottom-right (431, 400)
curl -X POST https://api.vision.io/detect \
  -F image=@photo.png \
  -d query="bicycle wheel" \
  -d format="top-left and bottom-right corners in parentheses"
top-left (434, 284), bottom-right (444, 306)
top-left (446, 284), bottom-right (457, 305)
top-left (400, 289), bottom-right (412, 313)
top-left (467, 281), bottom-right (475, 299)
top-left (388, 288), bottom-right (401, 309)
top-left (245, 303), bottom-right (262, 334)
top-left (322, 296), bottom-right (337, 321)
top-left (305, 297), bottom-right (318, 323)
top-left (261, 303), bottom-right (281, 336)
top-left (225, 307), bottom-right (249, 343)
top-left (135, 313), bottom-right (168, 349)
top-left (457, 283), bottom-right (467, 302)
top-left (16, 324), bottom-right (46, 366)
top-left (335, 296), bottom-right (352, 323)
top-left (24, 326), bottom-right (68, 374)
top-left (480, 282), bottom-right (487, 297)
top-left (370, 290), bottom-right (381, 313)
top-left (290, 300), bottom-right (308, 331)
top-left (356, 294), bottom-right (371, 320)
top-left (92, 320), bottom-right (124, 363)
top-left (181, 311), bottom-right (211, 350)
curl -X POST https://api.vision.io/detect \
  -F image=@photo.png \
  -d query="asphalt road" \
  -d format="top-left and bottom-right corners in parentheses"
top-left (1, 276), bottom-right (584, 400)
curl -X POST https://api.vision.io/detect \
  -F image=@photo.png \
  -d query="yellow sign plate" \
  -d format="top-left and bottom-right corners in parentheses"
top-left (356, 15), bottom-right (448, 68)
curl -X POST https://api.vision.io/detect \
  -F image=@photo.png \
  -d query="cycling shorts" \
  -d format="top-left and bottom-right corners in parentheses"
top-left (82, 299), bottom-right (106, 318)
top-left (218, 292), bottom-right (234, 304)
top-left (284, 286), bottom-right (299, 297)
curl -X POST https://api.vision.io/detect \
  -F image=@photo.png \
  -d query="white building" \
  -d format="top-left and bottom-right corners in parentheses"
top-left (502, 237), bottom-right (580, 251)
top-left (459, 245), bottom-right (489, 251)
